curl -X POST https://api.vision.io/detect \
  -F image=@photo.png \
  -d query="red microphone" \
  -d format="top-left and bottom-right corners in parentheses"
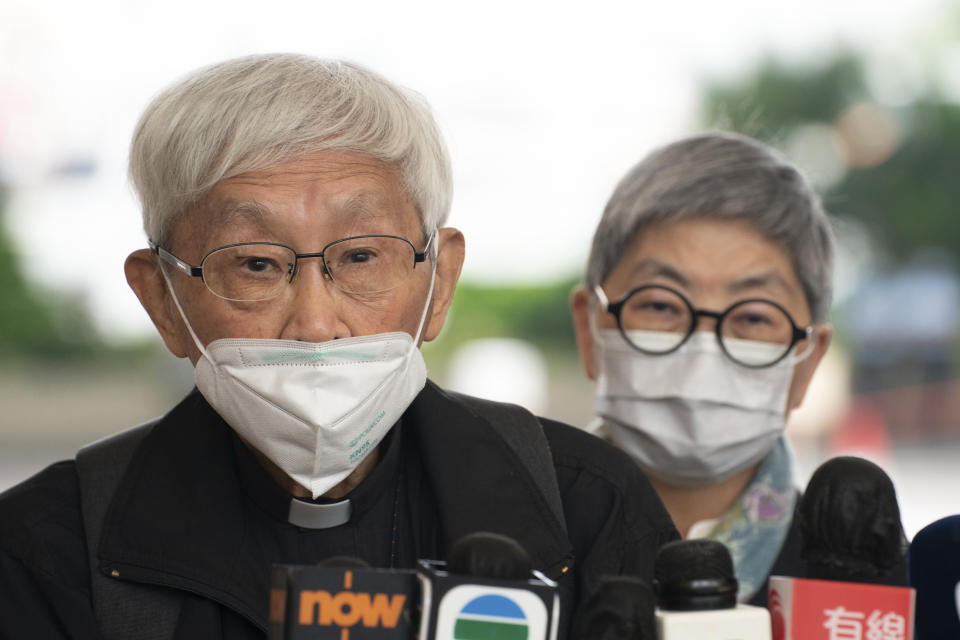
top-left (768, 456), bottom-right (914, 640)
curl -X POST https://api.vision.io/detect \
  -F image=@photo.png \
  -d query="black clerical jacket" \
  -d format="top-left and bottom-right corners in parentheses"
top-left (0, 381), bottom-right (678, 639)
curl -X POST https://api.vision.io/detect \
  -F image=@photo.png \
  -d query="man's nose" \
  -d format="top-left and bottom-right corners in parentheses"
top-left (279, 258), bottom-right (350, 342)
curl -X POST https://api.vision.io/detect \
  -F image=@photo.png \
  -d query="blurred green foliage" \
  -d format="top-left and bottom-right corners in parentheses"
top-left (704, 53), bottom-right (868, 141)
top-left (840, 101), bottom-right (960, 260)
top-left (0, 187), bottom-right (102, 360)
top-left (702, 51), bottom-right (960, 262)
top-left (424, 276), bottom-right (581, 369)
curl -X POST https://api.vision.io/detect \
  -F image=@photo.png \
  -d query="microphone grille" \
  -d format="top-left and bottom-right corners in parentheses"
top-left (654, 539), bottom-right (738, 611)
top-left (447, 531), bottom-right (533, 580)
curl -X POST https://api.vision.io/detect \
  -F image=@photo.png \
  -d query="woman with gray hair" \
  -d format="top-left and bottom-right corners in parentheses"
top-left (571, 132), bottom-right (834, 604)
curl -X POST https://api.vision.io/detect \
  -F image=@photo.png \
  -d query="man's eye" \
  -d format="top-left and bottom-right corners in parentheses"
top-left (340, 248), bottom-right (380, 265)
top-left (346, 250), bottom-right (372, 263)
top-left (243, 258), bottom-right (274, 272)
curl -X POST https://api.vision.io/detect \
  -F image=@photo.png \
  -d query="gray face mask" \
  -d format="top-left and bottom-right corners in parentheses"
top-left (594, 329), bottom-right (810, 487)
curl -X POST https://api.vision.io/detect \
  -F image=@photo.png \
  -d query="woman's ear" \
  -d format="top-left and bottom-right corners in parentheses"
top-left (571, 285), bottom-right (598, 380)
top-left (788, 323), bottom-right (833, 412)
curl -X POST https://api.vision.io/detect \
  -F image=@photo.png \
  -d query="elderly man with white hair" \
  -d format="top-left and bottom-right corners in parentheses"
top-left (0, 54), bottom-right (677, 639)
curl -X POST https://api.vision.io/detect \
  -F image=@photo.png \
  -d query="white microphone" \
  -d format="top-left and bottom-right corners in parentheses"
top-left (654, 539), bottom-right (771, 639)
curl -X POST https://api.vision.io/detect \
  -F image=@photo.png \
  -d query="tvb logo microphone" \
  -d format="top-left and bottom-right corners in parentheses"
top-left (269, 564), bottom-right (417, 639)
top-left (416, 559), bottom-right (560, 640)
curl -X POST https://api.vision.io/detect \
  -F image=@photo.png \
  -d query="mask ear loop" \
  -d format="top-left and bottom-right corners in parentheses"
top-left (586, 284), bottom-right (619, 376)
top-left (789, 325), bottom-right (819, 365)
top-left (159, 262), bottom-right (212, 362)
top-left (410, 229), bottom-right (439, 348)
top-left (588, 285), bottom-right (610, 341)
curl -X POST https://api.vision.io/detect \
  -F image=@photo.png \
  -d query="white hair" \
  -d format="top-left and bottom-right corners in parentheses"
top-left (585, 132), bottom-right (835, 322)
top-left (129, 53), bottom-right (452, 246)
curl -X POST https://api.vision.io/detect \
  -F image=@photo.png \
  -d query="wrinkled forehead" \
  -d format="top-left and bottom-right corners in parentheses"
top-left (167, 152), bottom-right (422, 252)
top-left (609, 216), bottom-right (811, 313)
top-left (618, 216), bottom-right (794, 266)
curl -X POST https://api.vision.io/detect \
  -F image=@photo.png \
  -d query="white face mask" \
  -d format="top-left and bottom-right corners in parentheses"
top-left (162, 249), bottom-right (436, 499)
top-left (594, 329), bottom-right (810, 487)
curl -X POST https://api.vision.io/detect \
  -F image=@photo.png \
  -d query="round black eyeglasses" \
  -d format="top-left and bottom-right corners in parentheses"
top-left (594, 284), bottom-right (813, 368)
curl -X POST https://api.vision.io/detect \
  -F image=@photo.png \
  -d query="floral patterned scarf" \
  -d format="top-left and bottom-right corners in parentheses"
top-left (687, 437), bottom-right (796, 602)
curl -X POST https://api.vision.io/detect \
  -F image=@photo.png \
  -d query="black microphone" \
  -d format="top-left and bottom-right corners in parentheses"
top-left (571, 575), bottom-right (656, 640)
top-left (654, 539), bottom-right (771, 638)
top-left (909, 514), bottom-right (960, 639)
top-left (447, 531), bottom-right (533, 579)
top-left (799, 456), bottom-right (907, 583)
top-left (768, 456), bottom-right (915, 637)
top-left (417, 531), bottom-right (561, 639)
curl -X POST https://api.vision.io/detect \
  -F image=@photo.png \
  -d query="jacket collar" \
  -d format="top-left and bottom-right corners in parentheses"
top-left (407, 381), bottom-right (573, 575)
top-left (97, 383), bottom-right (573, 630)
top-left (98, 391), bottom-right (265, 625)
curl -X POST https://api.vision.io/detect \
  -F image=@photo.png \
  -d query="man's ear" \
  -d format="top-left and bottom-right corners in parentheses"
top-left (124, 249), bottom-right (190, 358)
top-left (422, 227), bottom-right (465, 342)
top-left (789, 323), bottom-right (833, 411)
top-left (570, 285), bottom-right (598, 381)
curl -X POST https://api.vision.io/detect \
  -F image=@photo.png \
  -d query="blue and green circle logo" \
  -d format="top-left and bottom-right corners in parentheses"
top-left (453, 594), bottom-right (529, 639)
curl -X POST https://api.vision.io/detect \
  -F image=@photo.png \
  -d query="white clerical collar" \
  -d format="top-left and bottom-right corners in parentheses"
top-left (287, 498), bottom-right (352, 529)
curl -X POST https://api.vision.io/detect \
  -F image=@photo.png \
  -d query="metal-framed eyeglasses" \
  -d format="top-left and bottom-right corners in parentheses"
top-left (151, 232), bottom-right (435, 302)
top-left (594, 284), bottom-right (813, 368)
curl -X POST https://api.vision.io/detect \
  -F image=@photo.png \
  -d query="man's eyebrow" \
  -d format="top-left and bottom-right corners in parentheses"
top-left (629, 259), bottom-right (691, 289)
top-left (727, 271), bottom-right (797, 296)
top-left (336, 190), bottom-right (392, 220)
top-left (215, 199), bottom-right (272, 224)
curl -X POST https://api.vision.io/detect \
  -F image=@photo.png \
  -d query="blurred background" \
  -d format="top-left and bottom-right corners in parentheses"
top-left (1, 0), bottom-right (958, 538)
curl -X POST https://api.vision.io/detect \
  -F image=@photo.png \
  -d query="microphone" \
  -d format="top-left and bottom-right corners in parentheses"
top-left (447, 531), bottom-right (533, 579)
top-left (800, 456), bottom-right (907, 583)
top-left (417, 531), bottom-right (561, 640)
top-left (571, 575), bottom-right (656, 640)
top-left (909, 514), bottom-right (960, 639)
top-left (653, 539), bottom-right (771, 639)
top-left (769, 456), bottom-right (915, 640)
top-left (269, 555), bottom-right (418, 639)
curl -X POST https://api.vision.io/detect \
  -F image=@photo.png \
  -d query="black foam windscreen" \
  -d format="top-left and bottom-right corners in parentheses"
top-left (572, 575), bottom-right (656, 640)
top-left (447, 531), bottom-right (533, 580)
top-left (654, 539), bottom-right (738, 611)
top-left (799, 456), bottom-right (906, 582)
